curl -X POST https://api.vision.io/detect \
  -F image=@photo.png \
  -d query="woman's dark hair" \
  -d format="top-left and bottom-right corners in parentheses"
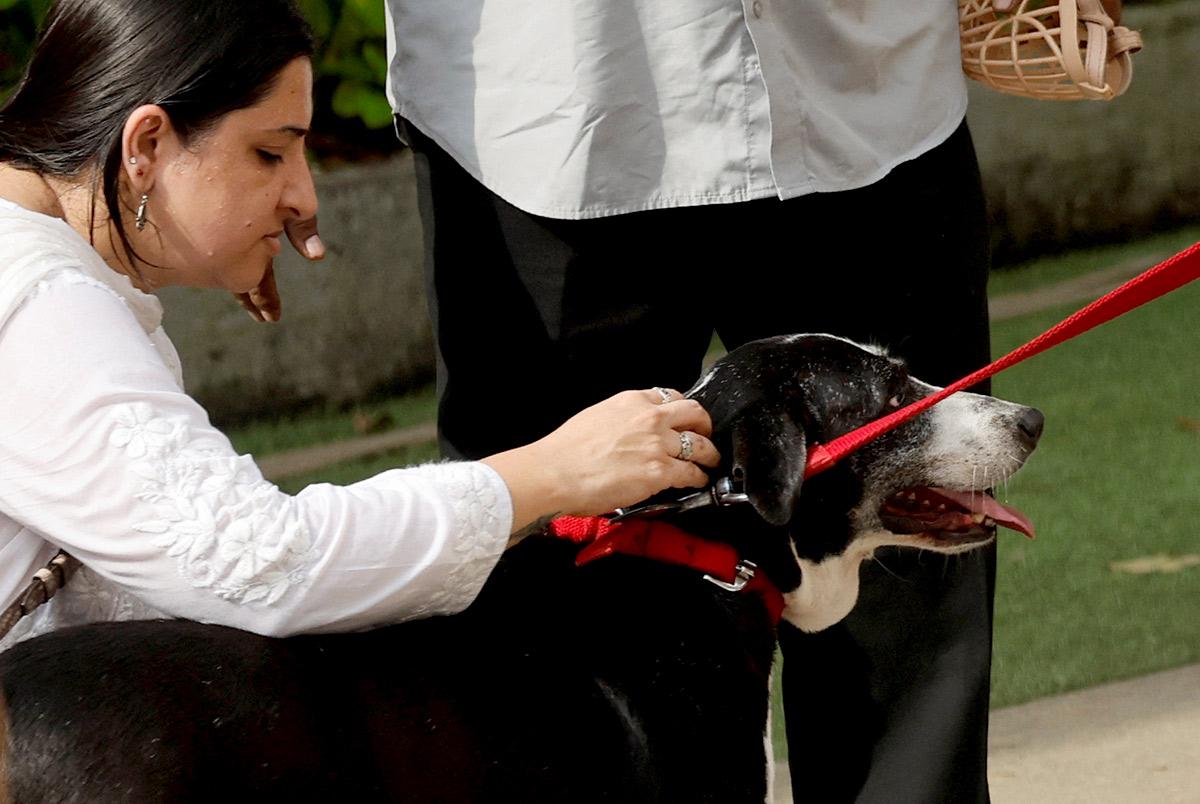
top-left (0, 0), bottom-right (314, 266)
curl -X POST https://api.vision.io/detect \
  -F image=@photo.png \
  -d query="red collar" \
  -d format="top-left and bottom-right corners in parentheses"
top-left (549, 516), bottom-right (785, 626)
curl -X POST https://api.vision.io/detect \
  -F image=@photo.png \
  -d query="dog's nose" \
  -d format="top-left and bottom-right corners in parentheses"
top-left (1017, 407), bottom-right (1045, 446)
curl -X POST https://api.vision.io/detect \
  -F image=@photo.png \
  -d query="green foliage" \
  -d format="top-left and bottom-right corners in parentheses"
top-left (299, 0), bottom-right (393, 131)
top-left (1, 0), bottom-right (396, 154)
top-left (0, 0), bottom-right (48, 103)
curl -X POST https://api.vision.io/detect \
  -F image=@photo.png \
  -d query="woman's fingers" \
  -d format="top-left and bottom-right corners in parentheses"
top-left (247, 263), bottom-right (281, 322)
top-left (666, 430), bottom-right (719, 468)
top-left (284, 215), bottom-right (325, 261)
top-left (232, 264), bottom-right (281, 323)
top-left (641, 389), bottom-right (718, 466)
top-left (664, 457), bottom-right (710, 490)
top-left (649, 386), bottom-right (680, 404)
top-left (657, 397), bottom-right (713, 437)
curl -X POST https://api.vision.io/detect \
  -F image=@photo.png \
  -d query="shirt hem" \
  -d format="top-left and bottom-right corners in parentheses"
top-left (774, 103), bottom-right (969, 200)
top-left (399, 103), bottom-right (968, 221)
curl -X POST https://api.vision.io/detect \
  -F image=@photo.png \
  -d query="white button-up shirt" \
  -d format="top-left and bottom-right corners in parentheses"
top-left (384, 0), bottom-right (967, 219)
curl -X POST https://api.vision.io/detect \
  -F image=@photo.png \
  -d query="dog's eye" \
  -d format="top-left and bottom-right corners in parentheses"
top-left (887, 395), bottom-right (902, 408)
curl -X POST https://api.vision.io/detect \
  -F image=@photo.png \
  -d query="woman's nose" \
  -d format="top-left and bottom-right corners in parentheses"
top-left (282, 157), bottom-right (318, 221)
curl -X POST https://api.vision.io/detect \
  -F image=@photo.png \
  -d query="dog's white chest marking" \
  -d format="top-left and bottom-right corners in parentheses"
top-left (782, 544), bottom-right (871, 633)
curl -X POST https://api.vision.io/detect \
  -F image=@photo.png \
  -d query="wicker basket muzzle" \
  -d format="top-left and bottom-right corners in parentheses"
top-left (960, 0), bottom-right (1143, 100)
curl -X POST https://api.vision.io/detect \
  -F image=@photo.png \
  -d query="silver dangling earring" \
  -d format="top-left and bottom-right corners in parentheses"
top-left (135, 193), bottom-right (149, 231)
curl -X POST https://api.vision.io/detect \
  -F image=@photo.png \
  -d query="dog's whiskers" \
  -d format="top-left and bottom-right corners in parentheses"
top-left (870, 553), bottom-right (907, 583)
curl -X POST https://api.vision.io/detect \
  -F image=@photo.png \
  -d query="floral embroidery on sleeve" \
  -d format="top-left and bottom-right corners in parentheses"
top-left (396, 461), bottom-right (511, 619)
top-left (110, 401), bottom-right (314, 606)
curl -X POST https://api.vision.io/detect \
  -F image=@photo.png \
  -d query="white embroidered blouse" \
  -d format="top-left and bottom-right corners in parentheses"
top-left (0, 199), bottom-right (513, 652)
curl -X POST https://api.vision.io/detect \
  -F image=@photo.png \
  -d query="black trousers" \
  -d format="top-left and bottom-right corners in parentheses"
top-left (404, 118), bottom-right (995, 803)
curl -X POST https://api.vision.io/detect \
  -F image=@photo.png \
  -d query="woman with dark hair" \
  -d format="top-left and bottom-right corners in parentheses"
top-left (0, 0), bottom-right (718, 650)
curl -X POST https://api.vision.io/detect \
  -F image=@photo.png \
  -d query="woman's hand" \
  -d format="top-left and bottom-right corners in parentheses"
top-left (482, 388), bottom-right (721, 538)
top-left (234, 216), bottom-right (325, 322)
top-left (234, 262), bottom-right (281, 322)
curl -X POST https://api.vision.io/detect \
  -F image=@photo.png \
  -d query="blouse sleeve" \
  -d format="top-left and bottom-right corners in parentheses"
top-left (0, 273), bottom-right (513, 636)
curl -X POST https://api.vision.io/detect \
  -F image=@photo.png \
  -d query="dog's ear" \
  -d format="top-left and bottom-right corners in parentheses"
top-left (730, 403), bottom-right (806, 526)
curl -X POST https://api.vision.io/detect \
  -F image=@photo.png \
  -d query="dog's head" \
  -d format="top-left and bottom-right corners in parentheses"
top-left (685, 334), bottom-right (1042, 632)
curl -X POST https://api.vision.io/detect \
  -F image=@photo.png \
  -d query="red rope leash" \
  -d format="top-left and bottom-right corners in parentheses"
top-left (804, 240), bottom-right (1200, 479)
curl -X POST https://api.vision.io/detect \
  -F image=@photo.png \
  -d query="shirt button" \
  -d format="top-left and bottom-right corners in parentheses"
top-left (752, 0), bottom-right (763, 18)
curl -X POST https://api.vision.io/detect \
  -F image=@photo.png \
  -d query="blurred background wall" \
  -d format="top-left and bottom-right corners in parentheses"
top-left (2, 1), bottom-right (1196, 422)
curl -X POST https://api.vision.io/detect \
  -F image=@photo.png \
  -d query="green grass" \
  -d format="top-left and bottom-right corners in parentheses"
top-left (988, 277), bottom-right (1200, 707)
top-left (272, 442), bottom-right (442, 495)
top-left (225, 385), bottom-right (437, 458)
top-left (987, 225), bottom-right (1200, 297)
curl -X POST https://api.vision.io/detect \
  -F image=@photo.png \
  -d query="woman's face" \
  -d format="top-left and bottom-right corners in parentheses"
top-left (140, 57), bottom-right (317, 293)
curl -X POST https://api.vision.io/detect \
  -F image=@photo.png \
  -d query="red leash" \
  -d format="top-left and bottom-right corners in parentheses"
top-left (805, 240), bottom-right (1200, 479)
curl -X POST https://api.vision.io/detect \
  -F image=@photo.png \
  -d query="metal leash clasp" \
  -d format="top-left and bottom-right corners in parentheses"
top-left (675, 475), bottom-right (750, 514)
top-left (711, 476), bottom-right (749, 506)
top-left (609, 475), bottom-right (750, 522)
top-left (704, 559), bottom-right (758, 592)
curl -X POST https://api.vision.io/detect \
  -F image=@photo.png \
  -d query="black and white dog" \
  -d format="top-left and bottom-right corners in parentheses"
top-left (0, 334), bottom-right (1041, 804)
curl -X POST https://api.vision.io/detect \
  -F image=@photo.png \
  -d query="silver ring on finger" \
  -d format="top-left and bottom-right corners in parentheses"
top-left (678, 431), bottom-right (694, 461)
top-left (653, 387), bottom-right (673, 404)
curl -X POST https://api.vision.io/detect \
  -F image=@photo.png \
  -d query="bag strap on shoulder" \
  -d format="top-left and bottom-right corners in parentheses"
top-left (0, 551), bottom-right (81, 643)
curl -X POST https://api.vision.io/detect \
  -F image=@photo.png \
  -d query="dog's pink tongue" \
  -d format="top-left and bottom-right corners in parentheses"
top-left (930, 488), bottom-right (1036, 539)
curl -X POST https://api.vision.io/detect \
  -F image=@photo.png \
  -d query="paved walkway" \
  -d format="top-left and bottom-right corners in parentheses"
top-left (988, 664), bottom-right (1200, 804)
top-left (768, 663), bottom-right (1200, 803)
top-left (985, 256), bottom-right (1153, 321)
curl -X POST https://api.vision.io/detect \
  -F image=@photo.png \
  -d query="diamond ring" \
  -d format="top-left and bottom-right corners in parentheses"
top-left (678, 431), bottom-right (694, 461)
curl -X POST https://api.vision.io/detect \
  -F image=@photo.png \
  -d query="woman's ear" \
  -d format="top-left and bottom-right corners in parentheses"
top-left (121, 105), bottom-right (175, 192)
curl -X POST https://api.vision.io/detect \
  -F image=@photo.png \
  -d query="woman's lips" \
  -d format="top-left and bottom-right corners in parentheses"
top-left (264, 232), bottom-right (283, 255)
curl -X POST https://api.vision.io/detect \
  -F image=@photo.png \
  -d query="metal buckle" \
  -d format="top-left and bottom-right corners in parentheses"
top-left (711, 476), bottom-right (749, 506)
top-left (704, 559), bottom-right (757, 593)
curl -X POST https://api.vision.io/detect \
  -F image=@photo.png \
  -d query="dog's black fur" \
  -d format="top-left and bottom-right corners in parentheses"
top-left (0, 335), bottom-right (1042, 803)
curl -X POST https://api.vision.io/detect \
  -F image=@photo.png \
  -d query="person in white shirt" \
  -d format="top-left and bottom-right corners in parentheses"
top-left (381, 1), bottom-right (1114, 800)
top-left (0, 0), bottom-right (721, 653)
